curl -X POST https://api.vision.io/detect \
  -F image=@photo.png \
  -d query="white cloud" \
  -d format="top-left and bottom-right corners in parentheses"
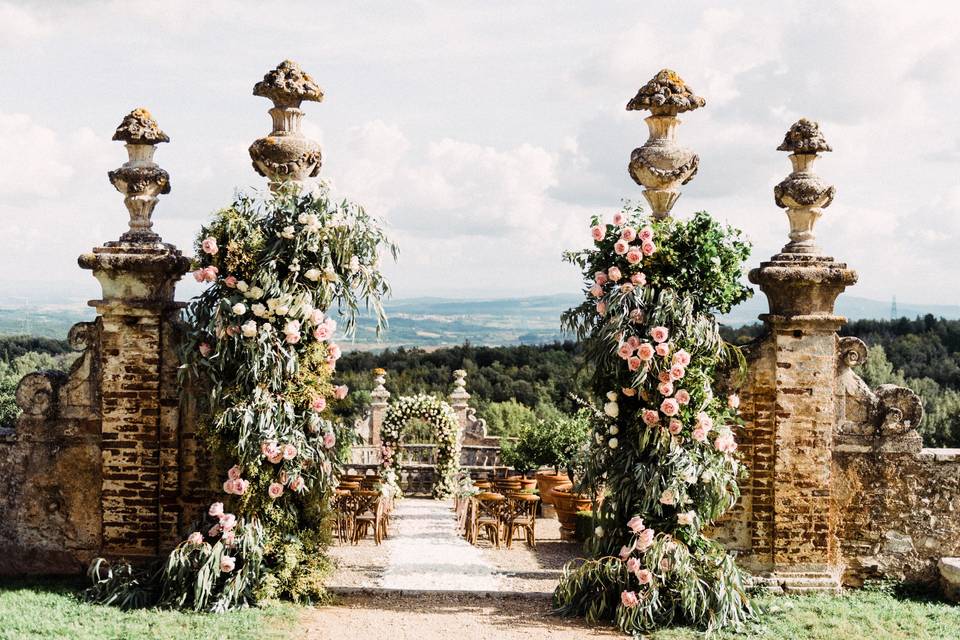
top-left (0, 2), bottom-right (51, 46)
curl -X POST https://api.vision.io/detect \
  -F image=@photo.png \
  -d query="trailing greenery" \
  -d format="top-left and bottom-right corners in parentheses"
top-left (553, 202), bottom-right (754, 635)
top-left (86, 182), bottom-right (394, 611)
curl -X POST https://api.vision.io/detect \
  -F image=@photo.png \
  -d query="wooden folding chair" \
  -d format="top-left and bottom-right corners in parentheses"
top-left (504, 493), bottom-right (540, 548)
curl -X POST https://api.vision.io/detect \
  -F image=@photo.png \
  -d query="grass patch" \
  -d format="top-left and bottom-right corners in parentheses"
top-left (0, 577), bottom-right (294, 640)
top-left (649, 587), bottom-right (960, 639)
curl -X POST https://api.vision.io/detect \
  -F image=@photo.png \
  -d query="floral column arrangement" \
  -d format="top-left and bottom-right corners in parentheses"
top-left (552, 70), bottom-right (755, 634)
top-left (88, 60), bottom-right (394, 611)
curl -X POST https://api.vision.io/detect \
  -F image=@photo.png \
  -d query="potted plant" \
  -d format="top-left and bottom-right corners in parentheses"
top-left (535, 412), bottom-right (590, 514)
top-left (500, 426), bottom-right (541, 491)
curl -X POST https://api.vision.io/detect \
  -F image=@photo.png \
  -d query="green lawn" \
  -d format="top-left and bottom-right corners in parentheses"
top-left (0, 578), bottom-right (292, 640)
top-left (651, 587), bottom-right (960, 640)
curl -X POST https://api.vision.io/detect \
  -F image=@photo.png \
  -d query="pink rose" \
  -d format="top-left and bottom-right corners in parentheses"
top-left (619, 545), bottom-right (633, 560)
top-left (658, 381), bottom-right (674, 396)
top-left (222, 480), bottom-right (234, 494)
top-left (224, 276), bottom-right (237, 288)
top-left (290, 476), bottom-right (305, 492)
top-left (660, 398), bottom-right (680, 417)
top-left (631, 272), bottom-right (646, 286)
top-left (637, 343), bottom-right (655, 361)
top-left (621, 387), bottom-right (637, 397)
top-left (594, 271), bottom-right (608, 285)
top-left (621, 283), bottom-right (634, 294)
top-left (658, 371), bottom-right (671, 384)
top-left (728, 394), bottom-right (741, 410)
top-left (199, 342), bottom-right (213, 357)
top-left (310, 309), bottom-right (325, 325)
top-left (641, 241), bottom-right (656, 256)
top-left (193, 269), bottom-right (205, 283)
top-left (627, 356), bottom-right (642, 371)
top-left (268, 451), bottom-right (284, 464)
top-left (655, 343), bottom-right (671, 357)
top-left (227, 465), bottom-right (241, 480)
top-left (334, 385), bottom-right (349, 400)
top-left (311, 396), bottom-right (327, 412)
top-left (618, 343), bottom-right (634, 360)
top-left (629, 309), bottom-right (644, 323)
top-left (672, 349), bottom-right (691, 367)
top-left (220, 555), bottom-right (236, 573)
top-left (596, 301), bottom-right (606, 316)
top-left (668, 419), bottom-right (683, 435)
top-left (675, 389), bottom-right (690, 405)
top-left (625, 248), bottom-right (642, 265)
top-left (613, 212), bottom-right (625, 226)
top-left (225, 325), bottom-right (239, 337)
top-left (208, 502), bottom-right (224, 517)
top-left (614, 239), bottom-right (629, 255)
top-left (218, 513), bottom-right (236, 531)
top-left (200, 266), bottom-right (218, 282)
top-left (230, 478), bottom-right (248, 495)
top-left (636, 568), bottom-right (652, 585)
top-left (639, 226), bottom-right (654, 242)
top-left (328, 343), bottom-right (342, 360)
top-left (221, 530), bottom-right (236, 546)
top-left (282, 444), bottom-right (298, 460)
top-left (186, 531), bottom-right (203, 545)
top-left (620, 590), bottom-right (639, 608)
top-left (626, 556), bottom-right (640, 573)
top-left (323, 432), bottom-right (336, 449)
top-left (670, 365), bottom-right (685, 381)
top-left (201, 236), bottom-right (219, 255)
top-left (620, 226), bottom-right (636, 242)
top-left (607, 266), bottom-right (622, 282)
top-left (696, 412), bottom-right (714, 431)
top-left (285, 332), bottom-right (301, 344)
top-left (626, 516), bottom-right (644, 533)
top-left (268, 482), bottom-right (284, 499)
top-left (313, 324), bottom-right (332, 340)
top-left (650, 326), bottom-right (669, 343)
top-left (637, 528), bottom-right (655, 551)
top-left (627, 336), bottom-right (640, 349)
top-left (660, 558), bottom-right (672, 572)
top-left (590, 225), bottom-right (604, 241)
top-left (692, 426), bottom-right (708, 442)
top-left (208, 523), bottom-right (221, 537)
top-left (590, 284), bottom-right (604, 298)
top-left (715, 432), bottom-right (738, 453)
top-left (642, 410), bottom-right (660, 426)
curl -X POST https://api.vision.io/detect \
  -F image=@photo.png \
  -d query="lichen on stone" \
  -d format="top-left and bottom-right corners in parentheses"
top-left (778, 118), bottom-right (832, 154)
top-left (627, 69), bottom-right (705, 114)
top-left (253, 59), bottom-right (324, 105)
top-left (112, 108), bottom-right (169, 144)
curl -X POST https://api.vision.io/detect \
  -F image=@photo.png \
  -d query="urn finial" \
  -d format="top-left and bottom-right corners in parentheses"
top-left (774, 118), bottom-right (835, 254)
top-left (248, 60), bottom-right (324, 189)
top-left (626, 69), bottom-right (705, 218)
top-left (107, 108), bottom-right (171, 243)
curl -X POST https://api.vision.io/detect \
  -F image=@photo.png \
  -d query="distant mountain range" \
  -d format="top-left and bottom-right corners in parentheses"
top-left (2, 293), bottom-right (959, 346)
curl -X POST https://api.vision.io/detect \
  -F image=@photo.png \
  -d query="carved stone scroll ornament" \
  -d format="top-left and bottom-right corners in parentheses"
top-left (626, 69), bottom-right (705, 218)
top-left (249, 60), bottom-right (324, 188)
top-left (874, 384), bottom-right (924, 437)
top-left (15, 371), bottom-right (67, 417)
top-left (838, 336), bottom-right (868, 370)
top-left (774, 118), bottom-right (836, 254)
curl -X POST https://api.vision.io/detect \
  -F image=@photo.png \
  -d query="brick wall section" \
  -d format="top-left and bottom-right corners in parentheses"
top-left (98, 308), bottom-right (164, 558)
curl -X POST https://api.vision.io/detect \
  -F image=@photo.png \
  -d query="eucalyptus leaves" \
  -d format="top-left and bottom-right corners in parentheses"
top-left (381, 394), bottom-right (462, 499)
top-left (553, 202), bottom-right (754, 634)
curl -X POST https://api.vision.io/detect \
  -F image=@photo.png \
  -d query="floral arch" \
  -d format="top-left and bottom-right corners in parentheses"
top-left (380, 394), bottom-right (462, 499)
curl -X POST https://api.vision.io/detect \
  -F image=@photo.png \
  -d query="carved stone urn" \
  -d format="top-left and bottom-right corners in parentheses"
top-left (248, 60), bottom-right (324, 188)
top-left (774, 118), bottom-right (836, 254)
top-left (627, 69), bottom-right (705, 218)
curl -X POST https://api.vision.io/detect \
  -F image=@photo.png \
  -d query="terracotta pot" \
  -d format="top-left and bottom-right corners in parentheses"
top-left (536, 472), bottom-right (570, 505)
top-left (518, 477), bottom-right (537, 492)
top-left (551, 484), bottom-right (593, 534)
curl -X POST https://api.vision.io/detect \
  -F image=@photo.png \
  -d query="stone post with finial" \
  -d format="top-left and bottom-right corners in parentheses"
top-left (742, 118), bottom-right (857, 591)
top-left (449, 369), bottom-right (471, 439)
top-left (78, 108), bottom-right (190, 559)
top-left (626, 69), bottom-right (705, 218)
top-left (368, 368), bottom-right (390, 447)
top-left (248, 60), bottom-right (324, 190)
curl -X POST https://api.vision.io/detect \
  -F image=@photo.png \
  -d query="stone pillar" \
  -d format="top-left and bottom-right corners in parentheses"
top-left (626, 69), bottom-right (705, 218)
top-left (369, 368), bottom-right (390, 447)
top-left (747, 119), bottom-right (857, 590)
top-left (78, 109), bottom-right (190, 559)
top-left (448, 369), bottom-right (471, 432)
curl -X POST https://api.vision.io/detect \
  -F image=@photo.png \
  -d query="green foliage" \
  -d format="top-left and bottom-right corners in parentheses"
top-left (554, 203), bottom-right (753, 634)
top-left (480, 399), bottom-right (539, 438)
top-left (0, 343), bottom-right (78, 429)
top-left (499, 410), bottom-right (590, 476)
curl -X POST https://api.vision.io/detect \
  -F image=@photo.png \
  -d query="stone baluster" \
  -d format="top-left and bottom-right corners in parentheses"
top-left (78, 108), bottom-right (190, 559)
top-left (449, 369), bottom-right (471, 441)
top-left (746, 118), bottom-right (857, 591)
top-left (248, 59), bottom-right (324, 190)
top-left (626, 69), bottom-right (705, 218)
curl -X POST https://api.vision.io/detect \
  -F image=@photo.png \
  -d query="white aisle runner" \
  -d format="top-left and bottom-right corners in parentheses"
top-left (379, 498), bottom-right (501, 591)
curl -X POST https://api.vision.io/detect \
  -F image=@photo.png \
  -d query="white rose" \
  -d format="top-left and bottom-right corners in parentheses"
top-left (349, 256), bottom-right (361, 273)
top-left (323, 267), bottom-right (337, 282)
top-left (276, 305), bottom-right (289, 316)
top-left (304, 268), bottom-right (321, 282)
top-left (606, 391), bottom-right (618, 401)
top-left (594, 526), bottom-right (604, 537)
top-left (231, 303), bottom-right (246, 316)
top-left (241, 320), bottom-right (257, 338)
top-left (251, 303), bottom-right (267, 317)
top-left (608, 438), bottom-right (619, 449)
top-left (245, 286), bottom-right (263, 300)
top-left (659, 489), bottom-right (676, 505)
top-left (609, 425), bottom-right (619, 435)
top-left (280, 226), bottom-right (295, 239)
top-left (236, 281), bottom-right (249, 292)
top-left (298, 213), bottom-right (309, 224)
top-left (603, 401), bottom-right (619, 418)
top-left (677, 510), bottom-right (696, 526)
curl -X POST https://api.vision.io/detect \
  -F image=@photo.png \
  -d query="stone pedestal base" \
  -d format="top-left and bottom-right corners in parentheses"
top-left (751, 569), bottom-right (843, 594)
top-left (939, 558), bottom-right (960, 603)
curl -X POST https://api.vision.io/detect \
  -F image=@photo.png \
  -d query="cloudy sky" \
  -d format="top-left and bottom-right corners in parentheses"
top-left (1, 0), bottom-right (959, 307)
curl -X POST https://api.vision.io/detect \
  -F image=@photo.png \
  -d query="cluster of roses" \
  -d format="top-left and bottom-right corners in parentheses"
top-left (222, 464), bottom-right (250, 496)
top-left (618, 515), bottom-right (684, 609)
top-left (589, 212), bottom-right (657, 316)
top-left (183, 501), bottom-right (241, 574)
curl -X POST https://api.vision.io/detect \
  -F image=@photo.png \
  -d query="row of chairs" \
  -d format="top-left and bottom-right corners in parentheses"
top-left (457, 480), bottom-right (540, 548)
top-left (334, 474), bottom-right (392, 545)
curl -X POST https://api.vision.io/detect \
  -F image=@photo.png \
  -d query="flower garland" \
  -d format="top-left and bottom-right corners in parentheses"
top-left (552, 202), bottom-right (754, 634)
top-left (380, 394), bottom-right (462, 499)
top-left (87, 182), bottom-right (394, 610)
